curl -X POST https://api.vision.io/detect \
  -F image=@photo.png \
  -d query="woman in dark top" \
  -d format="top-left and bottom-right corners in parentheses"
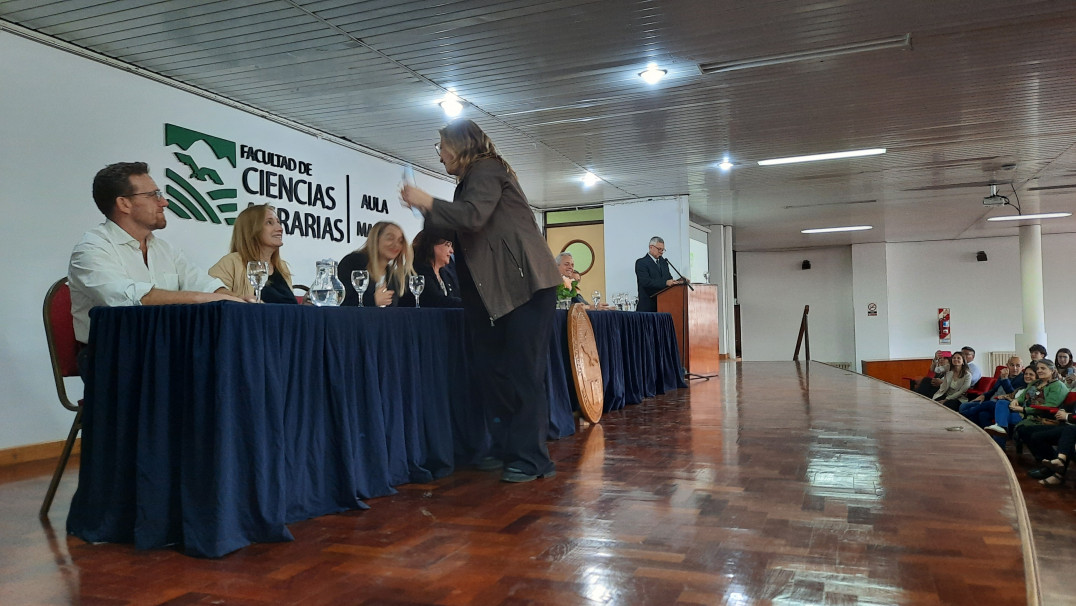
top-left (338, 221), bottom-right (412, 307)
top-left (400, 227), bottom-right (462, 308)
top-left (209, 204), bottom-right (297, 304)
top-left (401, 119), bottom-right (562, 483)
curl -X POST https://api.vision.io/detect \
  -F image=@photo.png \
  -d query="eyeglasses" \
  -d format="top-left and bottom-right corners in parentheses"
top-left (650, 244), bottom-right (665, 253)
top-left (434, 142), bottom-right (442, 155)
top-left (127, 189), bottom-right (164, 200)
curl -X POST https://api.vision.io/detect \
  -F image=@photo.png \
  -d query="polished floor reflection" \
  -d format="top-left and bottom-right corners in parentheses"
top-left (0, 362), bottom-right (1044, 605)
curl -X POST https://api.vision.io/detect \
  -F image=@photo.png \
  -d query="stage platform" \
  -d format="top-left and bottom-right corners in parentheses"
top-left (1, 361), bottom-right (1057, 605)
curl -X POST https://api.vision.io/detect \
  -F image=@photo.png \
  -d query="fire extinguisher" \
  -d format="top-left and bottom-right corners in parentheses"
top-left (938, 308), bottom-right (951, 343)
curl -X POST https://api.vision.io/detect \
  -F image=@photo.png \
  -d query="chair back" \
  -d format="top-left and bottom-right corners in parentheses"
top-left (293, 283), bottom-right (310, 304)
top-left (43, 277), bottom-right (81, 412)
top-left (970, 375), bottom-right (995, 393)
top-left (992, 365), bottom-right (1006, 380)
top-left (1063, 391), bottom-right (1076, 410)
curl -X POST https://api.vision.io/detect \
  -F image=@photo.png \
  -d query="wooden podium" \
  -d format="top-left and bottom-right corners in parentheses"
top-left (655, 283), bottom-right (720, 376)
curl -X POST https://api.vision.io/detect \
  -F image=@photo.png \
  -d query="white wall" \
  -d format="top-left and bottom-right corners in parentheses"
top-left (0, 32), bottom-right (455, 451)
top-left (707, 224), bottom-right (736, 356)
top-left (885, 237), bottom-right (1021, 358)
top-left (1042, 233), bottom-right (1076, 352)
top-left (851, 243), bottom-right (890, 368)
top-left (737, 247), bottom-right (856, 363)
top-left (603, 196), bottom-right (689, 301)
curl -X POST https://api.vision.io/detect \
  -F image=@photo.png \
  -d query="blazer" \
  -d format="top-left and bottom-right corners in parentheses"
top-left (208, 251), bottom-right (292, 300)
top-left (425, 158), bottom-right (561, 321)
top-left (338, 250), bottom-right (400, 307)
top-left (635, 254), bottom-right (673, 313)
top-left (399, 263), bottom-right (463, 308)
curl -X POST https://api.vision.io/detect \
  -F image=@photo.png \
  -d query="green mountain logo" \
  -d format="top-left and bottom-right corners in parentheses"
top-left (163, 124), bottom-right (240, 225)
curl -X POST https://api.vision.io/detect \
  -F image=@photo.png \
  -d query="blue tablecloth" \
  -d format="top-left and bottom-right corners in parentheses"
top-left (68, 303), bottom-right (684, 557)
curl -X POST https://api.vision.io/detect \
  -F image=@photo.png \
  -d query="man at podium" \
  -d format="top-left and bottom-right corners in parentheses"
top-left (635, 236), bottom-right (681, 312)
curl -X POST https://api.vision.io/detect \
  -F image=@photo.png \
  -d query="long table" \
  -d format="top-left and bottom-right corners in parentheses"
top-left (67, 303), bottom-right (685, 557)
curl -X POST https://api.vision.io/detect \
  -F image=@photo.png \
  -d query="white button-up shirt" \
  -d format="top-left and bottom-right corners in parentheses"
top-left (68, 220), bottom-right (225, 342)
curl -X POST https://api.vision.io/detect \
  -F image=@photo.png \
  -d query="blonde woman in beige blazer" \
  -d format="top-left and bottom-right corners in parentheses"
top-left (209, 204), bottom-right (296, 304)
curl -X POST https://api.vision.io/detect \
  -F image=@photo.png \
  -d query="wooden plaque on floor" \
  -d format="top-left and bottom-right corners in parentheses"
top-left (655, 283), bottom-right (720, 376)
top-left (567, 303), bottom-right (604, 422)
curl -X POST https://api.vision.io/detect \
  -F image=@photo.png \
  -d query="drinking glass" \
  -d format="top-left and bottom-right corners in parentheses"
top-left (592, 290), bottom-right (601, 308)
top-left (409, 275), bottom-right (426, 308)
top-left (351, 270), bottom-right (370, 307)
top-left (246, 260), bottom-right (269, 303)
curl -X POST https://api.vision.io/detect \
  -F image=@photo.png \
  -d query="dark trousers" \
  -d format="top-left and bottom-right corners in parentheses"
top-left (1017, 423), bottom-right (1064, 462)
top-left (1056, 424), bottom-right (1076, 459)
top-left (915, 376), bottom-right (940, 397)
top-left (461, 278), bottom-right (556, 476)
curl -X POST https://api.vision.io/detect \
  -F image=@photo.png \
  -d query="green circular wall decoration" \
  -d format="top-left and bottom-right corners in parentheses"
top-left (562, 240), bottom-right (595, 274)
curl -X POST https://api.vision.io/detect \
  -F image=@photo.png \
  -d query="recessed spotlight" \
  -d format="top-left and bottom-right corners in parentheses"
top-left (638, 63), bottom-right (667, 85)
top-left (987, 212), bottom-right (1072, 222)
top-left (718, 157), bottom-right (733, 171)
top-left (439, 89), bottom-right (463, 117)
top-left (801, 225), bottom-right (873, 234)
top-left (759, 148), bottom-right (886, 166)
top-left (581, 171), bottom-right (600, 187)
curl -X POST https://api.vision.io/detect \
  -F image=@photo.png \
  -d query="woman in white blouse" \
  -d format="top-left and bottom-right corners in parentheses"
top-left (934, 351), bottom-right (973, 411)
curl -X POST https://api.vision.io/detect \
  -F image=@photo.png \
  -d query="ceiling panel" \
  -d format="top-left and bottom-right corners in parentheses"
top-left (3, 0), bottom-right (1076, 250)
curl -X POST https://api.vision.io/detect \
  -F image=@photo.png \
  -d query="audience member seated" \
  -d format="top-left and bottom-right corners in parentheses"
top-left (400, 227), bottom-right (462, 308)
top-left (554, 252), bottom-right (589, 305)
top-left (1055, 347), bottom-right (1076, 389)
top-left (338, 221), bottom-right (412, 307)
top-left (68, 162), bottom-right (245, 378)
top-left (1039, 410), bottom-right (1076, 487)
top-left (1029, 343), bottom-right (1048, 363)
top-left (933, 351), bottom-right (973, 410)
top-left (983, 367), bottom-right (1039, 446)
top-left (209, 204), bottom-right (296, 304)
top-left (960, 345), bottom-right (982, 384)
top-left (1010, 360), bottom-right (1070, 479)
top-left (913, 350), bottom-right (950, 397)
top-left (959, 356), bottom-right (1025, 425)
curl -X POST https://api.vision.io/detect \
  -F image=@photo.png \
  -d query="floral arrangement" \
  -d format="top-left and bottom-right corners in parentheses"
top-left (556, 275), bottom-right (579, 300)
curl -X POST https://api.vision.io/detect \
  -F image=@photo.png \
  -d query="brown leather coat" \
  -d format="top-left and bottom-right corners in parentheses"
top-left (425, 157), bottom-right (560, 321)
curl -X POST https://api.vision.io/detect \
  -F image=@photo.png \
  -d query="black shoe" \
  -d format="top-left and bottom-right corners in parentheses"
top-left (1028, 467), bottom-right (1054, 480)
top-left (501, 467), bottom-right (556, 483)
top-left (1041, 474), bottom-right (1067, 488)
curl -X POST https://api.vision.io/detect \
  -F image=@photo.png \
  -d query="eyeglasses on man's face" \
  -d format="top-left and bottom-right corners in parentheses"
top-left (434, 142), bottom-right (442, 156)
top-left (650, 244), bottom-right (665, 253)
top-left (127, 189), bottom-right (164, 200)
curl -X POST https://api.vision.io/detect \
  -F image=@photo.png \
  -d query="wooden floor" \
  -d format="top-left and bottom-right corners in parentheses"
top-left (4, 361), bottom-right (1073, 605)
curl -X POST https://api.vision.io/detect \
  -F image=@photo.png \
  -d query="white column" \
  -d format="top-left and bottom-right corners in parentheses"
top-left (1015, 223), bottom-right (1048, 354)
top-left (707, 224), bottom-right (737, 357)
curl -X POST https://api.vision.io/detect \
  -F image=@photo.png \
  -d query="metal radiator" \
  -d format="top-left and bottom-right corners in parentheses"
top-left (989, 351), bottom-right (1016, 369)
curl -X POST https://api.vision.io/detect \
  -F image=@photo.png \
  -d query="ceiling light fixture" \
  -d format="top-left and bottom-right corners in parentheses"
top-left (439, 89), bottom-right (463, 117)
top-left (801, 225), bottom-right (873, 234)
top-left (698, 34), bottom-right (911, 74)
top-left (718, 157), bottom-right (733, 171)
top-left (759, 148), bottom-right (886, 166)
top-left (987, 212), bottom-right (1072, 222)
top-left (581, 171), bottom-right (600, 187)
top-left (638, 63), bottom-right (667, 84)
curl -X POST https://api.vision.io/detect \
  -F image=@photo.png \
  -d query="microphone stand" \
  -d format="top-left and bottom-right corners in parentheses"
top-left (662, 257), bottom-right (693, 291)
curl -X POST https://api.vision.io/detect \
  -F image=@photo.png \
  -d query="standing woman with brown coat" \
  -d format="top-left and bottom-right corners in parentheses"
top-left (401, 119), bottom-right (562, 483)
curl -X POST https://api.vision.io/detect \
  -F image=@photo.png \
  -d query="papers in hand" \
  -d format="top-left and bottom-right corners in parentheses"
top-left (401, 164), bottom-right (421, 218)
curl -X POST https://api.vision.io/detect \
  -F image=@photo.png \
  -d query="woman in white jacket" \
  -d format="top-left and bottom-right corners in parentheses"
top-left (935, 351), bottom-right (973, 411)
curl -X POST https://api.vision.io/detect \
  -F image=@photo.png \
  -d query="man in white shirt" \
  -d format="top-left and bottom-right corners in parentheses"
top-left (68, 162), bottom-right (245, 352)
top-left (961, 345), bottom-right (982, 384)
